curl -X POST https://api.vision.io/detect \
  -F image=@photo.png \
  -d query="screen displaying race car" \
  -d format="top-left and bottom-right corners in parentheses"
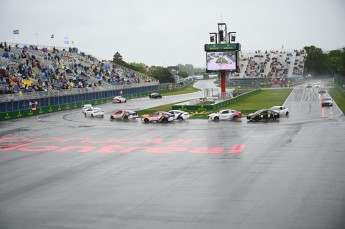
top-left (206, 51), bottom-right (236, 71)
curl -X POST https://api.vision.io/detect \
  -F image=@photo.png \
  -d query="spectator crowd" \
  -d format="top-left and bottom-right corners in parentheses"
top-left (1, 42), bottom-right (153, 95)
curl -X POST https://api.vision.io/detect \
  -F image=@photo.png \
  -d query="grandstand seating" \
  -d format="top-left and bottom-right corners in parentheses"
top-left (1, 42), bottom-right (155, 96)
top-left (236, 49), bottom-right (305, 78)
top-left (1, 41), bottom-right (306, 97)
top-left (228, 49), bottom-right (305, 87)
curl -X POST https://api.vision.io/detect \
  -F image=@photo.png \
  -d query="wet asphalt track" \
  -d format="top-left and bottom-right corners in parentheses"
top-left (0, 80), bottom-right (345, 229)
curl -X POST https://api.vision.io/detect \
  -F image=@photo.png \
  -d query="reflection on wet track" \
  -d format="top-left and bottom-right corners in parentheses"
top-left (0, 81), bottom-right (344, 229)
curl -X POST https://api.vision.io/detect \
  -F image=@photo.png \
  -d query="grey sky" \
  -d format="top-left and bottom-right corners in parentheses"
top-left (1, 0), bottom-right (344, 68)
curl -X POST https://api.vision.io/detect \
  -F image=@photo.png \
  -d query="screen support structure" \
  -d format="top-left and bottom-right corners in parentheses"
top-left (218, 23), bottom-right (227, 99)
top-left (205, 22), bottom-right (241, 100)
top-left (220, 71), bottom-right (226, 99)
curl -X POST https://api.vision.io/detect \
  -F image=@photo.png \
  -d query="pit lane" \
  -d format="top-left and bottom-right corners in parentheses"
top-left (0, 81), bottom-right (344, 229)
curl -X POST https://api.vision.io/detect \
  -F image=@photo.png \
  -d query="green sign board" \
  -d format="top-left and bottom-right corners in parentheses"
top-left (204, 43), bottom-right (240, 51)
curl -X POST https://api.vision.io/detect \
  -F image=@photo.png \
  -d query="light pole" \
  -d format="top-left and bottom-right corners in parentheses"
top-left (217, 23), bottom-right (227, 43)
top-left (228, 32), bottom-right (236, 43)
top-left (209, 33), bottom-right (218, 44)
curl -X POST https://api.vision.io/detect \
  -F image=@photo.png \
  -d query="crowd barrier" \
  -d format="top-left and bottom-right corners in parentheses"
top-left (0, 84), bottom-right (158, 121)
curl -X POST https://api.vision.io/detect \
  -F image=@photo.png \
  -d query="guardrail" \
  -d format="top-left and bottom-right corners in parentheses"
top-left (335, 83), bottom-right (345, 96)
top-left (0, 81), bottom-right (195, 121)
top-left (171, 89), bottom-right (260, 112)
top-left (0, 84), bottom-right (159, 121)
top-left (0, 82), bottom-right (158, 103)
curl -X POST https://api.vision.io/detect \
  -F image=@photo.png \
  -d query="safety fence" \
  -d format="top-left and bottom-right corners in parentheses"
top-left (0, 84), bottom-right (159, 121)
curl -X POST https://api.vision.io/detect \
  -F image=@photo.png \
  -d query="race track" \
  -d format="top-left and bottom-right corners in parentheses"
top-left (0, 80), bottom-right (344, 229)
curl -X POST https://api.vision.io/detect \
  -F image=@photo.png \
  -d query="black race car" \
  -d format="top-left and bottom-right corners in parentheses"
top-left (247, 109), bottom-right (280, 121)
top-left (149, 93), bottom-right (162, 99)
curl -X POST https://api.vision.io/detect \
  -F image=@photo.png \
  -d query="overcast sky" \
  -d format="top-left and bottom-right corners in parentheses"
top-left (1, 0), bottom-right (344, 68)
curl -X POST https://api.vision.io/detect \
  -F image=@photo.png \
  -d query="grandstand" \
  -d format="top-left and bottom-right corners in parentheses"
top-left (0, 42), bottom-right (157, 101)
top-left (228, 49), bottom-right (305, 87)
top-left (1, 41), bottom-right (306, 100)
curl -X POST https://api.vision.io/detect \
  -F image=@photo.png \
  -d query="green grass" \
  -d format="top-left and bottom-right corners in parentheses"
top-left (160, 82), bottom-right (201, 96)
top-left (328, 87), bottom-right (345, 114)
top-left (137, 88), bottom-right (293, 117)
top-left (221, 88), bottom-right (293, 112)
top-left (136, 101), bottom-right (188, 115)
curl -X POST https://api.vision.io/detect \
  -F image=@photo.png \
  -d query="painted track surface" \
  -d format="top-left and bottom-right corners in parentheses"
top-left (0, 81), bottom-right (345, 229)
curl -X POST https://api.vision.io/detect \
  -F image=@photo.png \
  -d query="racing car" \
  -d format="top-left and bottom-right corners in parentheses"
top-left (149, 93), bottom-right (162, 99)
top-left (168, 110), bottom-right (190, 121)
top-left (110, 110), bottom-right (138, 120)
top-left (82, 104), bottom-right (93, 113)
top-left (141, 111), bottom-right (174, 123)
top-left (84, 107), bottom-right (105, 118)
top-left (269, 106), bottom-right (289, 116)
top-left (112, 96), bottom-right (127, 103)
top-left (247, 109), bottom-right (280, 121)
top-left (208, 109), bottom-right (242, 121)
top-left (321, 97), bottom-right (333, 107)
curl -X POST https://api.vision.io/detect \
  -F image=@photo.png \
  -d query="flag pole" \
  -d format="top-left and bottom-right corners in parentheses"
top-left (35, 33), bottom-right (38, 46)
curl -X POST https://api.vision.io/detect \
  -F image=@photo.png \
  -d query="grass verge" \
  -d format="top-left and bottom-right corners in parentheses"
top-left (160, 82), bottom-right (201, 96)
top-left (137, 88), bottom-right (293, 118)
top-left (328, 87), bottom-right (345, 114)
top-left (136, 103), bottom-right (179, 116)
top-left (221, 88), bottom-right (293, 112)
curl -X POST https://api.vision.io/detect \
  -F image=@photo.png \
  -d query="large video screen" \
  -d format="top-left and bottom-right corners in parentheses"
top-left (206, 51), bottom-right (237, 72)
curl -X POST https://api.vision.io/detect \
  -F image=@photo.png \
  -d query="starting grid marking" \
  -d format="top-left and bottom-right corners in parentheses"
top-left (0, 137), bottom-right (245, 155)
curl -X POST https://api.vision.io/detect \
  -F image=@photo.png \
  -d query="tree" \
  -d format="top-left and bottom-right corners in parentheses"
top-left (113, 52), bottom-right (125, 65)
top-left (151, 67), bottom-right (175, 83)
top-left (178, 70), bottom-right (189, 78)
top-left (304, 46), bottom-right (328, 75)
top-left (304, 46), bottom-right (345, 76)
top-left (177, 64), bottom-right (194, 76)
top-left (328, 49), bottom-right (345, 75)
top-left (340, 48), bottom-right (345, 76)
top-left (128, 62), bottom-right (148, 75)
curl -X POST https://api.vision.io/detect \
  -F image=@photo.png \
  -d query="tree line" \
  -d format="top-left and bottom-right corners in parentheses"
top-left (304, 45), bottom-right (345, 77)
top-left (112, 52), bottom-right (204, 83)
top-left (112, 46), bottom-right (345, 83)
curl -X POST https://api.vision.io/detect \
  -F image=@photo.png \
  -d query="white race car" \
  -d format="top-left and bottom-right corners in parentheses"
top-left (112, 96), bottom-right (127, 103)
top-left (82, 104), bottom-right (93, 113)
top-left (208, 109), bottom-right (242, 121)
top-left (168, 110), bottom-right (190, 121)
top-left (84, 107), bottom-right (105, 117)
top-left (269, 106), bottom-right (289, 116)
top-left (110, 110), bottom-right (138, 120)
top-left (141, 111), bottom-right (174, 123)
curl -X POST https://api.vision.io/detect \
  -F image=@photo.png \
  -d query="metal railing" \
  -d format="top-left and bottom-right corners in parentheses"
top-left (0, 81), bottom-right (158, 103)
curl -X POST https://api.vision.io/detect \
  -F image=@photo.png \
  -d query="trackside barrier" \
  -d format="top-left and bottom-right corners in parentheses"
top-left (0, 85), bottom-right (159, 122)
top-left (0, 82), bottom-right (197, 122)
top-left (171, 89), bottom-right (260, 112)
top-left (188, 109), bottom-right (257, 119)
top-left (335, 83), bottom-right (345, 96)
